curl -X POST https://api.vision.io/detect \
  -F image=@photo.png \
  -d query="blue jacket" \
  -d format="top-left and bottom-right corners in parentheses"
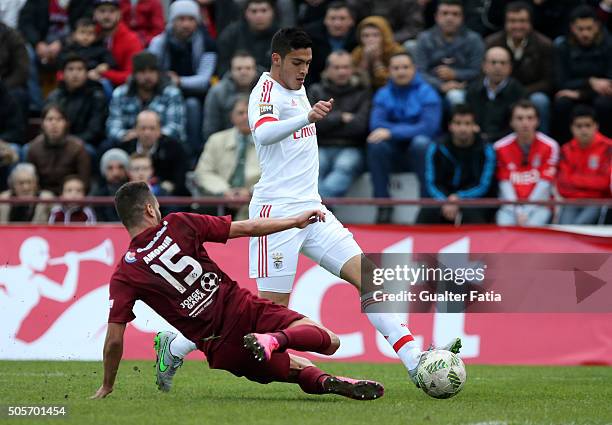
top-left (424, 135), bottom-right (496, 200)
top-left (369, 73), bottom-right (442, 141)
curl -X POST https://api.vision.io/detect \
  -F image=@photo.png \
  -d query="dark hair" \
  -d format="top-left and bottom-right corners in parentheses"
top-left (62, 174), bottom-right (85, 188)
top-left (485, 45), bottom-right (513, 62)
top-left (505, 1), bottom-right (533, 20)
top-left (245, 0), bottom-right (275, 11)
top-left (114, 181), bottom-right (155, 228)
top-left (570, 5), bottom-right (598, 23)
top-left (327, 1), bottom-right (354, 19)
top-left (232, 50), bottom-right (256, 61)
top-left (438, 0), bottom-right (463, 10)
top-left (570, 104), bottom-right (597, 123)
top-left (324, 49), bottom-right (351, 67)
top-left (232, 95), bottom-right (250, 110)
top-left (41, 103), bottom-right (69, 122)
top-left (388, 50), bottom-right (413, 63)
top-left (271, 28), bottom-right (313, 58)
top-left (511, 99), bottom-right (539, 119)
top-left (75, 17), bottom-right (95, 29)
top-left (450, 104), bottom-right (476, 120)
top-left (61, 52), bottom-right (87, 70)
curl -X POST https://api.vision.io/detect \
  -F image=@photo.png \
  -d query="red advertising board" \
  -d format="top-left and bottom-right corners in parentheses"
top-left (1, 224), bottom-right (611, 365)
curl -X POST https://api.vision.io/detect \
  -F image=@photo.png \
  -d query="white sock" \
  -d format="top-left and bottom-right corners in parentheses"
top-left (365, 312), bottom-right (422, 370)
top-left (169, 333), bottom-right (197, 358)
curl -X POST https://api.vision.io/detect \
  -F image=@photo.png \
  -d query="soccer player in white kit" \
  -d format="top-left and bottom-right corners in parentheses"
top-left (156, 28), bottom-right (460, 390)
top-left (246, 28), bottom-right (461, 382)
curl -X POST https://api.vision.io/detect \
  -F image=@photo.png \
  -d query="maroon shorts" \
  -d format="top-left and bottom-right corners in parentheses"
top-left (205, 287), bottom-right (304, 384)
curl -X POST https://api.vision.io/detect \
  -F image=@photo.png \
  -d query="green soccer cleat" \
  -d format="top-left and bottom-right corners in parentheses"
top-left (153, 331), bottom-right (183, 392)
top-left (408, 337), bottom-right (462, 388)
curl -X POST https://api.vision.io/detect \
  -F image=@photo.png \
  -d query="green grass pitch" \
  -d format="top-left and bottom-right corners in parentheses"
top-left (1, 361), bottom-right (610, 425)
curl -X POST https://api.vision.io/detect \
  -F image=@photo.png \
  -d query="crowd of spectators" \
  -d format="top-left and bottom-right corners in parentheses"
top-left (0, 0), bottom-right (610, 225)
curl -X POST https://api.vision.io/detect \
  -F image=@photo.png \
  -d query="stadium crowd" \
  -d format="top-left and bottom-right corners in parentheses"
top-left (0, 0), bottom-right (610, 225)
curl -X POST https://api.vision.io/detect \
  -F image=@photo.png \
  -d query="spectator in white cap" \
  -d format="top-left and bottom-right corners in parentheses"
top-left (149, 0), bottom-right (217, 156)
top-left (92, 148), bottom-right (129, 221)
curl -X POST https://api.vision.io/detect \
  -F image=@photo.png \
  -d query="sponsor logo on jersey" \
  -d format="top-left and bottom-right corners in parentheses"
top-left (272, 252), bottom-right (284, 270)
top-left (292, 123), bottom-right (317, 140)
top-left (259, 104), bottom-right (274, 116)
top-left (510, 169), bottom-right (540, 185)
top-left (124, 251), bottom-right (137, 263)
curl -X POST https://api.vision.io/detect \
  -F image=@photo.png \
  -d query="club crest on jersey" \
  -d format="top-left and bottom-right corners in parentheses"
top-left (291, 98), bottom-right (298, 107)
top-left (259, 104), bottom-right (273, 116)
top-left (588, 155), bottom-right (599, 169)
top-left (531, 154), bottom-right (541, 168)
top-left (124, 251), bottom-right (137, 263)
top-left (272, 252), bottom-right (284, 270)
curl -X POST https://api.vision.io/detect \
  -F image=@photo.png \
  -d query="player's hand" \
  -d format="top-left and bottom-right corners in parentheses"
top-left (294, 209), bottom-right (326, 228)
top-left (90, 385), bottom-right (113, 399)
top-left (308, 98), bottom-right (334, 123)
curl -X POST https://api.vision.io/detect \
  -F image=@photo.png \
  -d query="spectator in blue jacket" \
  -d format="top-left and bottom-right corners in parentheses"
top-left (417, 104), bottom-right (497, 224)
top-left (367, 51), bottom-right (442, 223)
top-left (149, 0), bottom-right (217, 155)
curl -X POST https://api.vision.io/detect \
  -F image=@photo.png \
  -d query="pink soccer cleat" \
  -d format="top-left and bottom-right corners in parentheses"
top-left (322, 376), bottom-right (385, 400)
top-left (243, 333), bottom-right (280, 362)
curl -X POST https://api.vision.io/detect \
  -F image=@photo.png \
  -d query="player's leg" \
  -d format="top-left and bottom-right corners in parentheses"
top-left (244, 316), bottom-right (340, 361)
top-left (286, 354), bottom-right (384, 400)
top-left (258, 280), bottom-right (292, 306)
top-left (153, 331), bottom-right (195, 392)
top-left (301, 208), bottom-right (461, 379)
top-left (249, 203), bottom-right (305, 307)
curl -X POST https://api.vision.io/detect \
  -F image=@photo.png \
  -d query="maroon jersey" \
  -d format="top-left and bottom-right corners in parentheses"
top-left (108, 212), bottom-right (240, 345)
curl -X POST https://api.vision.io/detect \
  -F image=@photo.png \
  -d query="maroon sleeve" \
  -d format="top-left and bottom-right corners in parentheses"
top-left (173, 213), bottom-right (232, 244)
top-left (108, 275), bottom-right (137, 324)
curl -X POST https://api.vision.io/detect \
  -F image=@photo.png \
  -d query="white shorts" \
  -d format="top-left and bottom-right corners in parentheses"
top-left (248, 201), bottom-right (362, 293)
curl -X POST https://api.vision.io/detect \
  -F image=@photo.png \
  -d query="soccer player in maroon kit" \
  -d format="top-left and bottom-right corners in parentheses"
top-left (90, 182), bottom-right (384, 400)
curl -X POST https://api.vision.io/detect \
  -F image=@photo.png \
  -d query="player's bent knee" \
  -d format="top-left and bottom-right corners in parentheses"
top-left (320, 330), bottom-right (340, 356)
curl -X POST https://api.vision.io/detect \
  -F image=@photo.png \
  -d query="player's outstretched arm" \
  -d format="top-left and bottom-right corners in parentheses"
top-left (254, 99), bottom-right (334, 146)
top-left (91, 323), bottom-right (126, 399)
top-left (228, 209), bottom-right (325, 239)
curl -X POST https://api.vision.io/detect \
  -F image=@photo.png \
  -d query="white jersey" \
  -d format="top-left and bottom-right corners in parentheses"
top-left (248, 72), bottom-right (321, 204)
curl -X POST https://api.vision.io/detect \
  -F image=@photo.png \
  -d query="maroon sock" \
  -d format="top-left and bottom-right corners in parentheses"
top-left (297, 366), bottom-right (329, 394)
top-left (270, 325), bottom-right (332, 353)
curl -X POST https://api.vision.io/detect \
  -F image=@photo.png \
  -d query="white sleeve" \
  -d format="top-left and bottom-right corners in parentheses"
top-left (499, 181), bottom-right (517, 201)
top-left (528, 181), bottom-right (551, 201)
top-left (254, 113), bottom-right (310, 146)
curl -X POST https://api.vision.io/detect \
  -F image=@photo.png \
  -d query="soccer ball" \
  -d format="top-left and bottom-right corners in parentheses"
top-left (416, 350), bottom-right (466, 399)
top-left (200, 272), bottom-right (219, 292)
